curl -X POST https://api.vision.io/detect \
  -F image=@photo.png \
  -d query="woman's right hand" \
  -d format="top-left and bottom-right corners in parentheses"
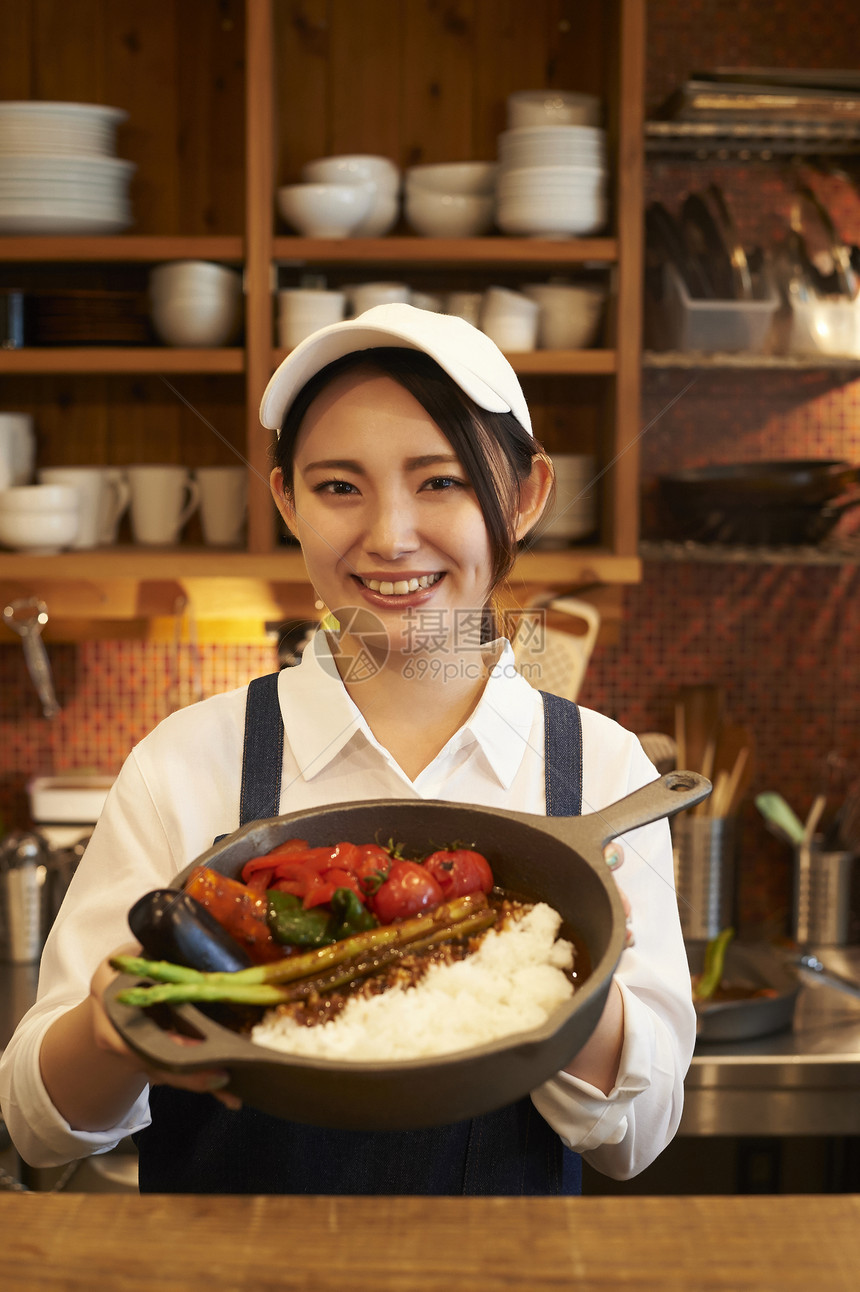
top-left (89, 946), bottom-right (242, 1111)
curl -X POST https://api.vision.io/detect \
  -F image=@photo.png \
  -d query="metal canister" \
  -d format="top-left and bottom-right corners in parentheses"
top-left (0, 832), bottom-right (48, 964)
top-left (793, 841), bottom-right (856, 946)
top-left (672, 815), bottom-right (736, 941)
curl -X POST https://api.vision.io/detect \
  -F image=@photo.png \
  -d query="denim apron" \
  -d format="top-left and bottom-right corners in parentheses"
top-left (137, 674), bottom-right (584, 1195)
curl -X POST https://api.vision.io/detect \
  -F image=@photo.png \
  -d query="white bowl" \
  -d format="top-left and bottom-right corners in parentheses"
top-left (150, 294), bottom-right (242, 347)
top-left (301, 155), bottom-right (400, 196)
top-left (480, 288), bottom-right (540, 351)
top-left (498, 126), bottom-right (606, 170)
top-left (277, 182), bottom-right (374, 237)
top-left (0, 483), bottom-right (79, 512)
top-left (496, 193), bottom-right (607, 238)
top-left (522, 283), bottom-right (606, 348)
top-left (150, 260), bottom-right (242, 298)
top-left (406, 162), bottom-right (497, 195)
top-left (347, 282), bottom-right (411, 316)
top-left (507, 90), bottom-right (602, 128)
top-left (277, 288), bottom-right (347, 348)
top-left (404, 187), bottom-right (494, 237)
top-left (0, 496), bottom-right (79, 553)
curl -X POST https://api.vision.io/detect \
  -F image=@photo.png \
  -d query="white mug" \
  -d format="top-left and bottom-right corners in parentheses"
top-left (0, 412), bottom-right (35, 488)
top-left (37, 466), bottom-right (125, 549)
top-left (127, 465), bottom-right (200, 546)
top-left (194, 466), bottom-right (247, 546)
top-left (95, 467), bottom-right (131, 545)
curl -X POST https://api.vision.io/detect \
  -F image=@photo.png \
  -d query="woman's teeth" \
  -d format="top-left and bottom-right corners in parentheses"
top-left (361, 574), bottom-right (442, 595)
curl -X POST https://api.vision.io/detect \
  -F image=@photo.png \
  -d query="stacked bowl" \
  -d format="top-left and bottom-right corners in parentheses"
top-left (404, 162), bottom-right (496, 237)
top-left (0, 484), bottom-right (79, 554)
top-left (279, 154), bottom-right (401, 238)
top-left (496, 90), bottom-right (607, 238)
top-left (149, 260), bottom-right (243, 348)
top-left (0, 101), bottom-right (133, 234)
top-left (532, 454), bottom-right (599, 547)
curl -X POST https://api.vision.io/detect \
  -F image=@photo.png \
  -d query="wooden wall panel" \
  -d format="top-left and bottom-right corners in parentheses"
top-left (29, 0), bottom-right (108, 103)
top-left (400, 1), bottom-right (476, 165)
top-left (275, 0), bottom-right (331, 182)
top-left (328, 0), bottom-right (403, 158)
top-left (0, 2), bottom-right (34, 99)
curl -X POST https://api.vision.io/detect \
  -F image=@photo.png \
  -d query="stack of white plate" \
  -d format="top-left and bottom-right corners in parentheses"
top-left (532, 454), bottom-right (598, 546)
top-left (496, 123), bottom-right (608, 238)
top-left (0, 101), bottom-right (133, 234)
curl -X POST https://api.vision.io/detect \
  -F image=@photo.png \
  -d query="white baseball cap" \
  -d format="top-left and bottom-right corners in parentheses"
top-left (259, 302), bottom-right (532, 436)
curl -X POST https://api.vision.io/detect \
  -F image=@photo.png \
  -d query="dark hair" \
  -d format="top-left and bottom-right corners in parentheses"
top-left (272, 347), bottom-right (550, 595)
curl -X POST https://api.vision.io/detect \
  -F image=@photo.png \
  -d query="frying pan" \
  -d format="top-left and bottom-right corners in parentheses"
top-left (688, 940), bottom-right (800, 1043)
top-left (654, 461), bottom-right (860, 546)
top-left (104, 771), bottom-right (710, 1131)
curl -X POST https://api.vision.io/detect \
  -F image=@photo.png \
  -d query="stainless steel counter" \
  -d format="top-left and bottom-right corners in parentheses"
top-left (682, 946), bottom-right (860, 1137)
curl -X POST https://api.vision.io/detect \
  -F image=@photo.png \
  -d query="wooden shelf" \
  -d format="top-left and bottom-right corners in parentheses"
top-left (643, 350), bottom-right (860, 371)
top-left (270, 347), bottom-right (617, 376)
top-left (0, 236), bottom-right (244, 262)
top-left (0, 348), bottom-right (245, 374)
top-left (273, 236), bottom-right (618, 267)
top-left (0, 546), bottom-right (638, 585)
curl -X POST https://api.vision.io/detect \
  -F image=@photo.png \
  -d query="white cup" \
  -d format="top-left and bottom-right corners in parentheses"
top-left (445, 291), bottom-right (484, 327)
top-left (194, 466), bottom-right (247, 547)
top-left (277, 289), bottom-right (346, 349)
top-left (37, 465), bottom-right (129, 545)
top-left (347, 282), bottom-right (410, 316)
top-left (95, 468), bottom-right (131, 545)
top-left (480, 287), bottom-right (539, 352)
top-left (127, 465), bottom-right (200, 546)
top-left (0, 413), bottom-right (35, 488)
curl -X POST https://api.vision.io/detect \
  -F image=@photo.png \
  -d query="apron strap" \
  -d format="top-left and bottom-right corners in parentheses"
top-left (239, 672), bottom-right (284, 825)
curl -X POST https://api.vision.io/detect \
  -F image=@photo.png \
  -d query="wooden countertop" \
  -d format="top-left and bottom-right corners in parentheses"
top-left (1, 1194), bottom-right (858, 1290)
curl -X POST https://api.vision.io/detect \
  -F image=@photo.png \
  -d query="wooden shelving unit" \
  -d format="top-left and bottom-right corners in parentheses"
top-left (0, 0), bottom-right (646, 635)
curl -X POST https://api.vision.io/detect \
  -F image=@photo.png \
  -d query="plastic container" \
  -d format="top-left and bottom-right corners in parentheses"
top-left (28, 773), bottom-right (115, 824)
top-left (660, 264), bottom-right (779, 354)
top-left (786, 296), bottom-right (860, 358)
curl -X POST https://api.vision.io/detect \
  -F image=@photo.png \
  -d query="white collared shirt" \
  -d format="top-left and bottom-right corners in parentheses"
top-left (0, 633), bottom-right (695, 1179)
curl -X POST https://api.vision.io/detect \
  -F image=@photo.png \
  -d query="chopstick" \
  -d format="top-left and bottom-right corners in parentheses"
top-left (708, 746), bottom-right (749, 819)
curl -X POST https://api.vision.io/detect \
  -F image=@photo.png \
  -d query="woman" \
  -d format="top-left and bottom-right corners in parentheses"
top-left (0, 304), bottom-right (695, 1194)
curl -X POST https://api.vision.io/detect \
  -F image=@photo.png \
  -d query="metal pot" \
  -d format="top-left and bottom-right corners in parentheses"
top-left (105, 771), bottom-right (709, 1131)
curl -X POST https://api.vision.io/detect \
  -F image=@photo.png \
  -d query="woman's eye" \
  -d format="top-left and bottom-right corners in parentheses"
top-left (314, 478), bottom-right (358, 496)
top-left (422, 475), bottom-right (467, 492)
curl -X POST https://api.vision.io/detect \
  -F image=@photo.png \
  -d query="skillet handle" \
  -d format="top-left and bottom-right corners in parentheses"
top-left (543, 771), bottom-right (712, 855)
top-left (103, 973), bottom-right (251, 1073)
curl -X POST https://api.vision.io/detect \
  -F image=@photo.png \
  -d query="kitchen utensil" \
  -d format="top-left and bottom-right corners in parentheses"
top-left (638, 732), bottom-right (677, 774)
top-left (681, 191), bottom-right (739, 300)
top-left (790, 184), bottom-right (856, 300)
top-left (645, 202), bottom-right (714, 302)
top-left (676, 683), bottom-right (722, 781)
top-left (511, 596), bottom-right (600, 703)
top-left (104, 771), bottom-right (710, 1131)
top-left (755, 791), bottom-right (805, 845)
top-left (2, 597), bottom-right (60, 718)
top-left (687, 940), bottom-right (800, 1042)
top-left (796, 953), bottom-right (860, 1001)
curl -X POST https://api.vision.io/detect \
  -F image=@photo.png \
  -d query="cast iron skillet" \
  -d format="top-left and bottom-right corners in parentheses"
top-left (104, 772), bottom-right (710, 1131)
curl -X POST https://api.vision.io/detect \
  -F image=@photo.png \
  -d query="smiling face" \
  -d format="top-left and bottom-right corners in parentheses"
top-left (272, 368), bottom-right (496, 657)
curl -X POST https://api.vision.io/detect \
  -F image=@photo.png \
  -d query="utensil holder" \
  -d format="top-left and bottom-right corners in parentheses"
top-left (0, 864), bottom-right (45, 963)
top-left (793, 841), bottom-right (855, 946)
top-left (672, 815), bottom-right (736, 940)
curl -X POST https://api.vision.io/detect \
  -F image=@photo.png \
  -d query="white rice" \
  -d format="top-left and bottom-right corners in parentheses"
top-left (250, 902), bottom-right (574, 1062)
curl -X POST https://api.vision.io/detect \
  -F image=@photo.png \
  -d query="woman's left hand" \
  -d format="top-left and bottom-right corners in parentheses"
top-left (603, 842), bottom-right (634, 948)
